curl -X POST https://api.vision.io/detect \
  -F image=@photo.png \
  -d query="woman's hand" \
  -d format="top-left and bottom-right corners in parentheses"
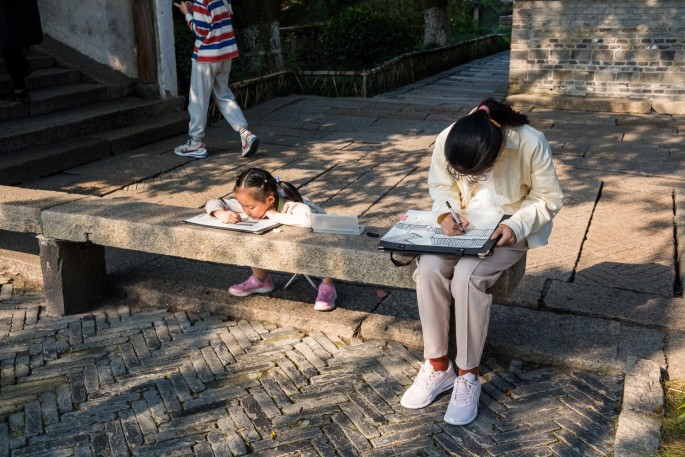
top-left (491, 224), bottom-right (517, 246)
top-left (440, 213), bottom-right (469, 236)
top-left (212, 209), bottom-right (241, 224)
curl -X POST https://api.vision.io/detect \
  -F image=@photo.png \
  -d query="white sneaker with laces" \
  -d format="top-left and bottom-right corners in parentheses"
top-left (174, 138), bottom-right (208, 158)
top-left (400, 360), bottom-right (457, 409)
top-left (444, 372), bottom-right (481, 426)
top-left (241, 131), bottom-right (260, 157)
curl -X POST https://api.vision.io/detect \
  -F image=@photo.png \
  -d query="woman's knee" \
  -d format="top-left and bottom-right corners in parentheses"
top-left (414, 255), bottom-right (455, 283)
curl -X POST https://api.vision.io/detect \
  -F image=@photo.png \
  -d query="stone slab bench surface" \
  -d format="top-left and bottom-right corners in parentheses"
top-left (39, 196), bottom-right (420, 289)
top-left (0, 185), bottom-right (89, 234)
top-left (38, 196), bottom-right (524, 293)
top-left (0, 185), bottom-right (523, 301)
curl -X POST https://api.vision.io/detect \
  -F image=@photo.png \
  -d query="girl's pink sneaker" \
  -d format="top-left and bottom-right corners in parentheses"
top-left (314, 283), bottom-right (337, 311)
top-left (229, 274), bottom-right (275, 297)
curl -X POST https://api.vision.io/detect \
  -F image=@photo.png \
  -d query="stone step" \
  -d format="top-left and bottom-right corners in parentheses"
top-left (0, 96), bottom-right (186, 154)
top-left (0, 67), bottom-right (82, 94)
top-left (0, 53), bottom-right (55, 74)
top-left (0, 81), bottom-right (117, 121)
top-left (0, 111), bottom-right (189, 185)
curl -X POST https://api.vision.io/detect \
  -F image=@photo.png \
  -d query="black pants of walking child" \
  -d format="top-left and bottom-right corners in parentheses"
top-left (3, 49), bottom-right (32, 91)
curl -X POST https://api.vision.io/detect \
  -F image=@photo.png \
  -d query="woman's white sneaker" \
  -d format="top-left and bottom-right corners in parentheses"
top-left (444, 373), bottom-right (481, 425)
top-left (400, 360), bottom-right (457, 409)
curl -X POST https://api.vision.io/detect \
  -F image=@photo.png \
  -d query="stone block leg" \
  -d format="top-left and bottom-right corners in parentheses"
top-left (39, 236), bottom-right (106, 316)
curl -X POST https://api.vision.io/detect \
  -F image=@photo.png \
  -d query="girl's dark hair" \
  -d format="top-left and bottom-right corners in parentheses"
top-left (444, 98), bottom-right (529, 181)
top-left (234, 167), bottom-right (303, 203)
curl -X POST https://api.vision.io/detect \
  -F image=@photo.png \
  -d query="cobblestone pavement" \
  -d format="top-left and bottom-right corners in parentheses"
top-left (0, 277), bottom-right (623, 457)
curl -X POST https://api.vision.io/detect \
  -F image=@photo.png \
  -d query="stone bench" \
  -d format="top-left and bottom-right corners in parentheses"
top-left (0, 185), bottom-right (526, 315)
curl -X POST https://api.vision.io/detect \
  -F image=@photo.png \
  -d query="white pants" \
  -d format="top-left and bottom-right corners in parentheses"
top-left (188, 59), bottom-right (248, 140)
top-left (413, 239), bottom-right (528, 370)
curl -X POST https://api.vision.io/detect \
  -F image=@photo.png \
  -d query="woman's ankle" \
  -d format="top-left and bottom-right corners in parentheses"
top-left (458, 367), bottom-right (479, 377)
top-left (428, 356), bottom-right (450, 372)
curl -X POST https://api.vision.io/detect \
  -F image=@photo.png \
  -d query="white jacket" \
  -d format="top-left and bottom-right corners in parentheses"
top-left (205, 195), bottom-right (325, 229)
top-left (428, 123), bottom-right (563, 249)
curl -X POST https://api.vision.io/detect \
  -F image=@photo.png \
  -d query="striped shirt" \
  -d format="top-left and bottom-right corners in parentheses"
top-left (184, 0), bottom-right (239, 62)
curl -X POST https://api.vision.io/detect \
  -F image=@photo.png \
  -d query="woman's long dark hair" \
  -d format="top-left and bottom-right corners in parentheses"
top-left (234, 167), bottom-right (303, 203)
top-left (445, 98), bottom-right (529, 182)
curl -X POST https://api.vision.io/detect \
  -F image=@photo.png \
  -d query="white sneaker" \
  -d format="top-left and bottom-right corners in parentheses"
top-left (175, 138), bottom-right (208, 158)
top-left (400, 360), bottom-right (457, 409)
top-left (444, 373), bottom-right (481, 426)
top-left (241, 131), bottom-right (259, 157)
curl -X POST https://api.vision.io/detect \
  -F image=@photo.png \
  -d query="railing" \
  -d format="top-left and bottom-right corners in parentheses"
top-left (228, 34), bottom-right (509, 108)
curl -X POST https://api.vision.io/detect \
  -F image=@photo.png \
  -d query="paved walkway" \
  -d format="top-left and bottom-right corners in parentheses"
top-left (1, 51), bottom-right (683, 455)
top-left (0, 275), bottom-right (622, 457)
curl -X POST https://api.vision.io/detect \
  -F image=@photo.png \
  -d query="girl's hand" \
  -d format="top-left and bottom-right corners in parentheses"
top-left (491, 224), bottom-right (517, 246)
top-left (173, 1), bottom-right (191, 15)
top-left (213, 210), bottom-right (240, 224)
top-left (440, 213), bottom-right (469, 236)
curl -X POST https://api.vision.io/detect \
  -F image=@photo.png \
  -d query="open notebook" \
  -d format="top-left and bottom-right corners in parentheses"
top-left (184, 213), bottom-right (281, 235)
top-left (378, 210), bottom-right (508, 258)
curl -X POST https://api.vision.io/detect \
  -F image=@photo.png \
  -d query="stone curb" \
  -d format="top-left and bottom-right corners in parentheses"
top-left (614, 357), bottom-right (664, 457)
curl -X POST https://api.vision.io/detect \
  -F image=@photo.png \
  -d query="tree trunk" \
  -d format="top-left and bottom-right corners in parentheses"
top-left (232, 0), bottom-right (284, 75)
top-left (423, 0), bottom-right (450, 47)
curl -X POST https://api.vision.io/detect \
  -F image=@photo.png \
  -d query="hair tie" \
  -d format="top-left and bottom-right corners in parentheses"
top-left (275, 177), bottom-right (281, 184)
top-left (478, 105), bottom-right (490, 115)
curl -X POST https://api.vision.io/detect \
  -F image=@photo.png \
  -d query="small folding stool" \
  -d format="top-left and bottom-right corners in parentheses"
top-left (283, 274), bottom-right (318, 291)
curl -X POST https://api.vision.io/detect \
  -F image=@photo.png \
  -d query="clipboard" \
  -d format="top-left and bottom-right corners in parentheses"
top-left (184, 213), bottom-right (281, 235)
top-left (377, 211), bottom-right (509, 258)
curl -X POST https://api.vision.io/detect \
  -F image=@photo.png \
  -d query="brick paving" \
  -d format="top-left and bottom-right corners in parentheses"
top-left (0, 276), bottom-right (623, 457)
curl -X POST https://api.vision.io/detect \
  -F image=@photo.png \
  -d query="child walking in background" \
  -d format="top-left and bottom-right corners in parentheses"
top-left (205, 167), bottom-right (337, 311)
top-left (173, 0), bottom-right (259, 159)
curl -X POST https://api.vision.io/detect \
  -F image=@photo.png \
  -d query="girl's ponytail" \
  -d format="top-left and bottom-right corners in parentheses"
top-left (276, 178), bottom-right (303, 203)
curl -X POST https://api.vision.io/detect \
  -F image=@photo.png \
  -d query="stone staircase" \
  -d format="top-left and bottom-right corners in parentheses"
top-left (0, 36), bottom-right (189, 185)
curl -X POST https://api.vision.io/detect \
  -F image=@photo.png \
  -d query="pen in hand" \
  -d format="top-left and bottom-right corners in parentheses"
top-left (445, 201), bottom-right (465, 234)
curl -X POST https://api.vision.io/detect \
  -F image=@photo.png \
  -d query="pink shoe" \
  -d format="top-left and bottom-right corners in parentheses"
top-left (229, 274), bottom-right (275, 297)
top-left (314, 283), bottom-right (336, 311)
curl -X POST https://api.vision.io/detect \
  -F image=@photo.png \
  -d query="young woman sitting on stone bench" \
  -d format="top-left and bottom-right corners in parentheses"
top-left (401, 99), bottom-right (563, 425)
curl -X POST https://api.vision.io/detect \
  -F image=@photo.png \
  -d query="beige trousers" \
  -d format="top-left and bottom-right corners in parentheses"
top-left (413, 239), bottom-right (528, 370)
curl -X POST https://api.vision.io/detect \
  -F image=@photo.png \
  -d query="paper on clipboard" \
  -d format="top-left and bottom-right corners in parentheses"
top-left (378, 210), bottom-right (507, 257)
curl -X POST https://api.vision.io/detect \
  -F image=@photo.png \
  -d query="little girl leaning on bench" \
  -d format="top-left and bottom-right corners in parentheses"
top-left (205, 167), bottom-right (337, 311)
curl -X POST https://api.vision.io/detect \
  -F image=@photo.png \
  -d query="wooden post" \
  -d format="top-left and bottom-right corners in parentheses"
top-left (132, 0), bottom-right (159, 86)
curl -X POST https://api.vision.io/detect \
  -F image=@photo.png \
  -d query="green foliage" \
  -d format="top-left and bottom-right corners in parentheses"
top-left (449, 0), bottom-right (512, 42)
top-left (319, 6), bottom-right (419, 70)
top-left (280, 0), bottom-right (352, 26)
top-left (661, 381), bottom-right (685, 456)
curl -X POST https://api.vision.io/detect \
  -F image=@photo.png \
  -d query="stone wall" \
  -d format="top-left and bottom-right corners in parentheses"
top-left (40, 0), bottom-right (138, 78)
top-left (39, 0), bottom-right (177, 97)
top-left (509, 0), bottom-right (685, 113)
